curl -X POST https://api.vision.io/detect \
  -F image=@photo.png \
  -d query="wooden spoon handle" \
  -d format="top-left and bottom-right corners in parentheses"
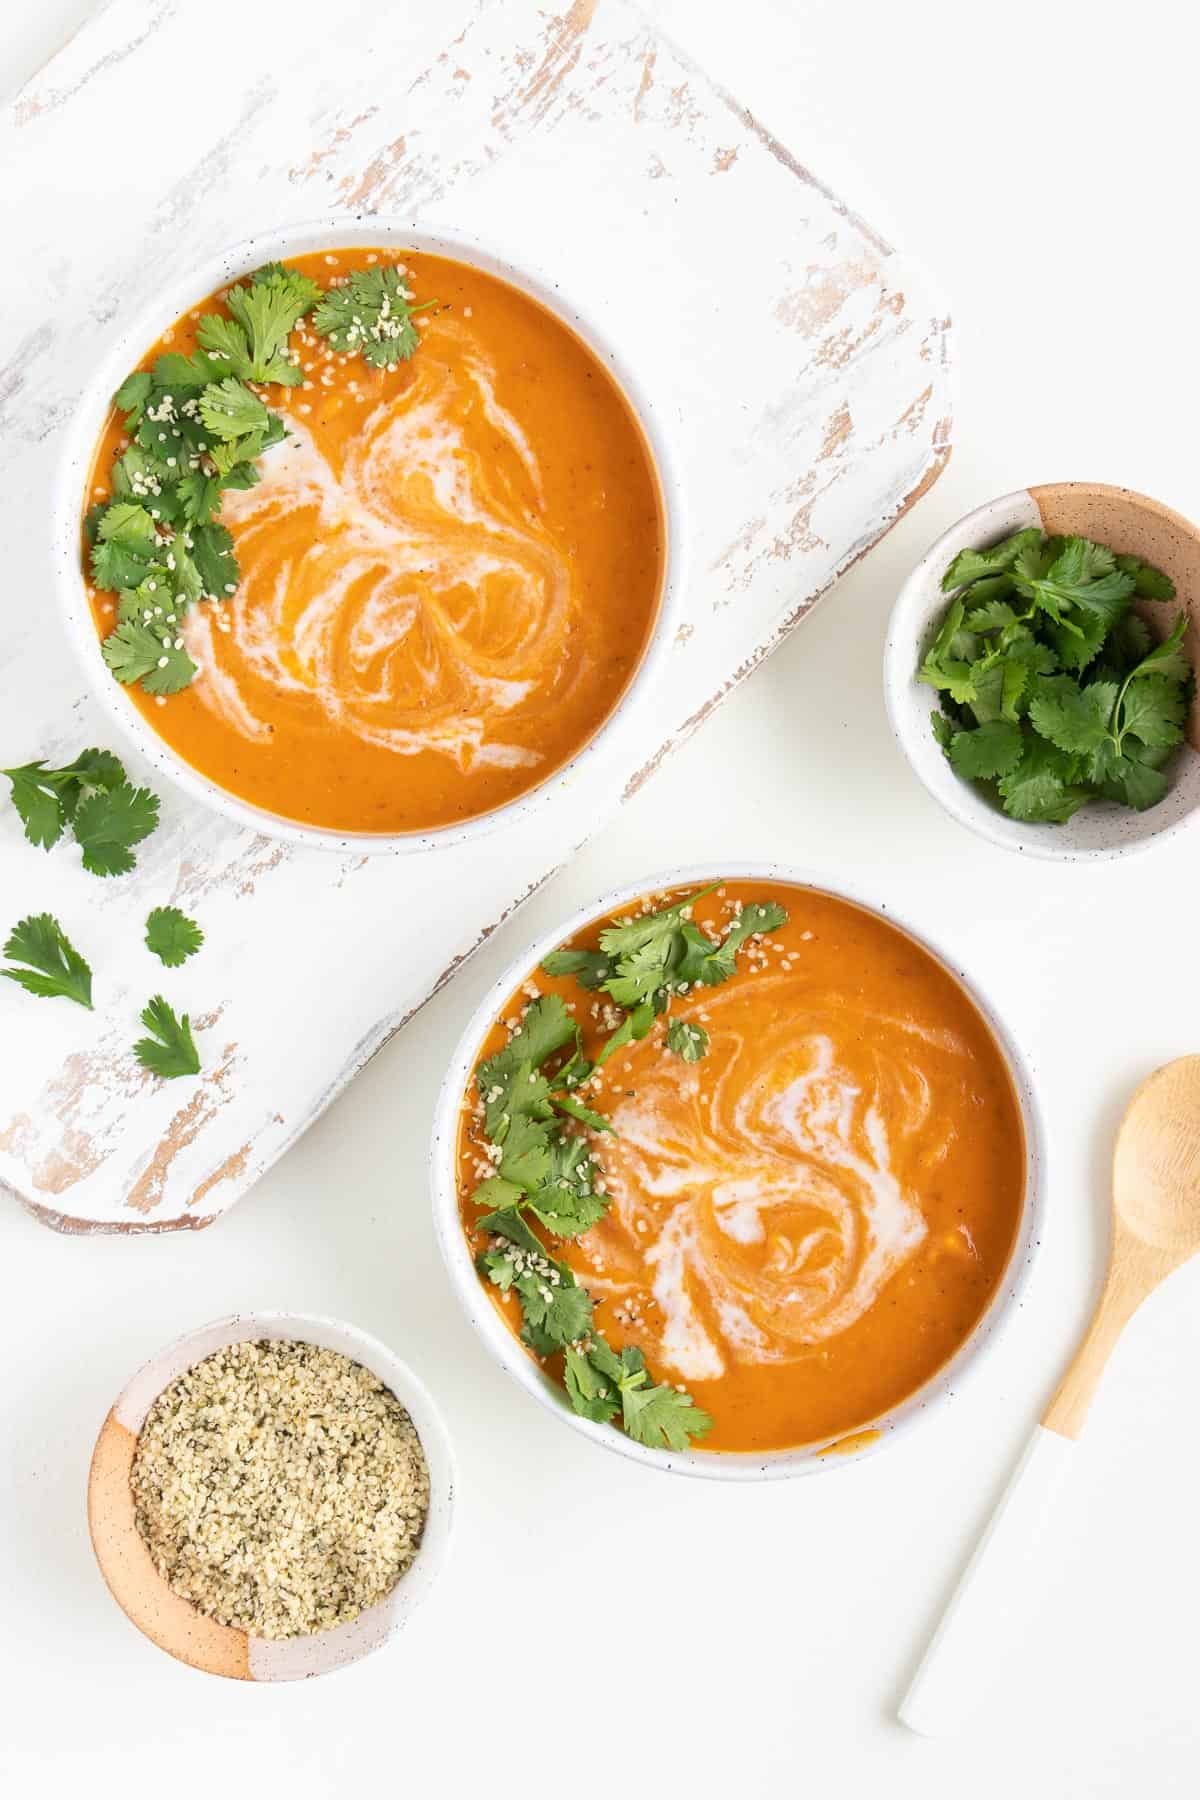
top-left (1042, 1233), bottom-right (1163, 1440)
top-left (897, 1425), bottom-right (1075, 1736)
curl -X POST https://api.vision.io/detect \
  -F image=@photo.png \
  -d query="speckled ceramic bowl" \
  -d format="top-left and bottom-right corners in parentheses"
top-left (431, 862), bottom-right (1045, 1481)
top-left (55, 216), bottom-right (685, 856)
top-left (884, 483), bottom-right (1200, 860)
top-left (88, 1312), bottom-right (455, 1681)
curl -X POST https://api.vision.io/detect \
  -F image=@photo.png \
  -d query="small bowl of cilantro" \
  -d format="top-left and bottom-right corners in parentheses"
top-left (884, 483), bottom-right (1200, 859)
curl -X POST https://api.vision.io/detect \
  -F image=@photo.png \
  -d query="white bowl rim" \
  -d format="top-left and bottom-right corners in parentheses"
top-left (430, 860), bottom-right (1046, 1482)
top-left (55, 215), bottom-right (685, 855)
top-left (95, 1308), bottom-right (456, 1679)
top-left (883, 485), bottom-right (1200, 863)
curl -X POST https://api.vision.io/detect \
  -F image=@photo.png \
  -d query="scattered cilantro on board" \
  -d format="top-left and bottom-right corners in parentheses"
top-left (89, 257), bottom-right (427, 700)
top-left (2, 749), bottom-right (160, 876)
top-left (145, 906), bottom-right (204, 967)
top-left (134, 995), bottom-right (201, 1079)
top-left (2, 915), bottom-right (93, 1009)
top-left (921, 530), bottom-right (1192, 821)
top-left (465, 886), bottom-right (790, 1453)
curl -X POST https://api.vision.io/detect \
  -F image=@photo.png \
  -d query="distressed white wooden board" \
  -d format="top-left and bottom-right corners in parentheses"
top-left (0, 0), bottom-right (952, 1232)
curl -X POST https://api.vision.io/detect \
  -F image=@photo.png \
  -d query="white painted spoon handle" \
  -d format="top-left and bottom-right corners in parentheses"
top-left (897, 1425), bottom-right (1075, 1737)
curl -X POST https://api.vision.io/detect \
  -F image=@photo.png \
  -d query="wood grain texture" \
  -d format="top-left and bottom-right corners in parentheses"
top-left (0, 0), bottom-right (952, 1232)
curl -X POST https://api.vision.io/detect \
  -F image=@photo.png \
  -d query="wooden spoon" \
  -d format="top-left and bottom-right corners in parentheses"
top-left (899, 1056), bottom-right (1200, 1735)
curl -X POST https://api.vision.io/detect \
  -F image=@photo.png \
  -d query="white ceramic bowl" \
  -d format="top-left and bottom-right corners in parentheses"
top-left (87, 1311), bottom-right (455, 1681)
top-left (884, 483), bottom-right (1200, 861)
top-left (431, 862), bottom-right (1045, 1481)
top-left (55, 216), bottom-right (685, 855)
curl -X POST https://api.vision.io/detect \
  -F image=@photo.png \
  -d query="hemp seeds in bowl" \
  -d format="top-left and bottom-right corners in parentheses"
top-left (88, 1314), bottom-right (455, 1681)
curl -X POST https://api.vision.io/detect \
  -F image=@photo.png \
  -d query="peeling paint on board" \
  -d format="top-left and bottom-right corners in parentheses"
top-left (0, 0), bottom-right (952, 1232)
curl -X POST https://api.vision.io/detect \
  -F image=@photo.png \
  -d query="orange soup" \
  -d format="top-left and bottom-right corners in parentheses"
top-left (84, 249), bottom-right (664, 833)
top-left (455, 881), bottom-right (1026, 1454)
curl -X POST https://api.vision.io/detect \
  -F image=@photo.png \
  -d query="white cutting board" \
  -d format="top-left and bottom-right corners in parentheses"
top-left (0, 0), bottom-right (951, 1231)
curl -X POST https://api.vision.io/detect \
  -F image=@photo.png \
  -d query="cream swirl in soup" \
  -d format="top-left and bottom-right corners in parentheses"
top-left (191, 334), bottom-right (577, 773)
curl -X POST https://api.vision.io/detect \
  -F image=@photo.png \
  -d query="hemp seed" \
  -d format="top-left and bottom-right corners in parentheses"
top-left (130, 1338), bottom-right (431, 1639)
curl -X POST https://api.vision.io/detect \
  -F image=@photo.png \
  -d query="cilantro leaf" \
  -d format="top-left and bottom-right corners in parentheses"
top-left (526, 1183), bottom-right (609, 1239)
top-left (198, 378), bottom-right (271, 442)
top-left (152, 349), bottom-right (231, 391)
top-left (598, 886), bottom-right (719, 959)
top-left (311, 265), bottom-right (427, 368)
top-left (611, 1346), bottom-right (714, 1451)
top-left (113, 370), bottom-right (153, 415)
top-left (72, 783), bottom-right (160, 877)
top-left (477, 994), bottom-right (578, 1136)
top-left (930, 710), bottom-right (954, 754)
top-left (1115, 553), bottom-right (1176, 602)
top-left (101, 619), bottom-right (195, 694)
top-left (476, 1203), bottom-right (544, 1256)
top-left (2, 766), bottom-right (66, 848)
top-left (550, 1093), bottom-right (614, 1133)
top-left (541, 947), bottom-right (613, 988)
top-left (563, 1346), bottom-right (622, 1424)
top-left (1091, 739), bottom-right (1172, 810)
top-left (224, 269), bottom-right (317, 384)
top-left (998, 738), bottom-right (1092, 823)
top-left (1118, 676), bottom-right (1187, 749)
top-left (666, 1018), bottom-right (709, 1062)
top-left (948, 720), bottom-right (1024, 779)
top-left (704, 901), bottom-right (787, 967)
top-left (1027, 677), bottom-right (1118, 755)
top-left (2, 913), bottom-right (93, 1009)
top-left (941, 528), bottom-right (1044, 592)
top-left (189, 522), bottom-right (239, 599)
top-left (175, 471), bottom-right (223, 527)
top-left (134, 994), bottom-right (201, 1079)
top-left (1130, 614), bottom-right (1190, 683)
top-left (477, 1238), bottom-right (593, 1352)
top-left (145, 905), bottom-right (203, 967)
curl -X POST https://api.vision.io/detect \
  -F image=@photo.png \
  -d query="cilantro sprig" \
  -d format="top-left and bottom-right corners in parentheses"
top-left (310, 265), bottom-right (434, 368)
top-left (466, 886), bottom-right (789, 1453)
top-left (2, 749), bottom-right (160, 876)
top-left (543, 888), bottom-right (787, 1066)
top-left (134, 995), bottom-right (201, 1079)
top-left (922, 530), bottom-right (1192, 820)
top-left (2, 915), bottom-right (93, 1009)
top-left (478, 1213), bottom-right (713, 1451)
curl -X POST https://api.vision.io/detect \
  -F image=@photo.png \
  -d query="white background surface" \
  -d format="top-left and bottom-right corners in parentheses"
top-left (2, 2), bottom-right (1197, 1794)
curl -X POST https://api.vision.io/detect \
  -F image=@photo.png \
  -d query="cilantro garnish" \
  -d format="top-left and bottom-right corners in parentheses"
top-left (467, 886), bottom-right (787, 1453)
top-left (145, 906), bottom-right (203, 967)
top-left (310, 265), bottom-right (433, 368)
top-left (565, 1342), bottom-right (714, 1451)
top-left (2, 914), bottom-right (93, 1009)
top-left (666, 1018), bottom-right (709, 1062)
top-left (134, 994), bottom-right (201, 1079)
top-left (541, 888), bottom-right (786, 1066)
top-left (2, 749), bottom-right (160, 876)
top-left (922, 530), bottom-right (1192, 820)
top-left (89, 258), bottom-right (427, 702)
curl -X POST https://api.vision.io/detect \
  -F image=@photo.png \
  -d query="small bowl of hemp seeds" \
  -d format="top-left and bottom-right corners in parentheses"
top-left (87, 1312), bottom-right (455, 1681)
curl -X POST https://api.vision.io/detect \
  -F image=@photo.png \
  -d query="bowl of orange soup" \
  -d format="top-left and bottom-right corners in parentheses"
top-left (432, 866), bottom-right (1043, 1478)
top-left (56, 220), bottom-right (680, 851)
